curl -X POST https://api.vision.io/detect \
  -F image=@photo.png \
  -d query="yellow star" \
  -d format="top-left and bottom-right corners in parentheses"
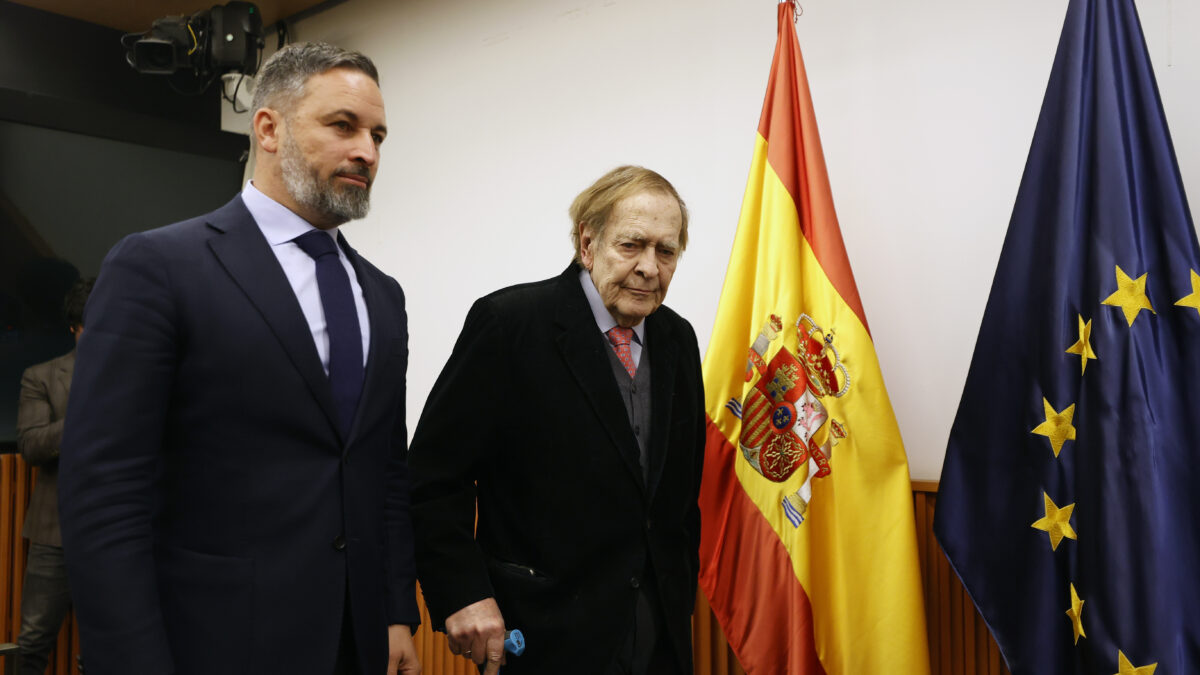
top-left (1064, 315), bottom-right (1097, 374)
top-left (1032, 398), bottom-right (1076, 458)
top-left (1066, 583), bottom-right (1086, 644)
top-left (1031, 492), bottom-right (1077, 551)
top-left (1102, 265), bottom-right (1155, 326)
top-left (1114, 650), bottom-right (1157, 675)
top-left (1174, 269), bottom-right (1200, 315)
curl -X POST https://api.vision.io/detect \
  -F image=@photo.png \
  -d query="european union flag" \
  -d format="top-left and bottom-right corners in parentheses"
top-left (934, 0), bottom-right (1200, 673)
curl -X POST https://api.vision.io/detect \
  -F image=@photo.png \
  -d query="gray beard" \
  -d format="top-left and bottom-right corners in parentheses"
top-left (280, 134), bottom-right (370, 225)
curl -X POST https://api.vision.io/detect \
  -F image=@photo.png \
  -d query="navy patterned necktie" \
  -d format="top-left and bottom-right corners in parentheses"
top-left (293, 230), bottom-right (364, 438)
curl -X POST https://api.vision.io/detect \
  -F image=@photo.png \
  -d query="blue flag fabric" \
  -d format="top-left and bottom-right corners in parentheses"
top-left (934, 0), bottom-right (1200, 673)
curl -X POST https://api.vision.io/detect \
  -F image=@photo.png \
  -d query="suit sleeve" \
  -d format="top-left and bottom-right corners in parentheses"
top-left (384, 282), bottom-right (421, 629)
top-left (16, 366), bottom-right (63, 467)
top-left (408, 298), bottom-right (508, 627)
top-left (58, 233), bottom-right (179, 673)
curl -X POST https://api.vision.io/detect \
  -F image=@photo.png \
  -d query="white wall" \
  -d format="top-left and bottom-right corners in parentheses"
top-left (228, 0), bottom-right (1200, 480)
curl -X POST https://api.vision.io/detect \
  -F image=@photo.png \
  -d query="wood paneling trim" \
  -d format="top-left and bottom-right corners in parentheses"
top-left (914, 483), bottom-right (1011, 675)
top-left (2, 461), bottom-right (1002, 675)
top-left (912, 479), bottom-right (940, 493)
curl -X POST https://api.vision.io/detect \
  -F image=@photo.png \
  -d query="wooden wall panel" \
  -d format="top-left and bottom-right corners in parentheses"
top-left (913, 481), bottom-right (1011, 675)
top-left (2, 456), bottom-right (1003, 675)
top-left (2, 453), bottom-right (82, 675)
top-left (2, 454), bottom-right (18, 640)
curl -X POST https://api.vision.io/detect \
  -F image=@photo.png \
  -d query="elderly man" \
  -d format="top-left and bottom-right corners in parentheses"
top-left (410, 166), bottom-right (705, 675)
top-left (58, 43), bottom-right (420, 675)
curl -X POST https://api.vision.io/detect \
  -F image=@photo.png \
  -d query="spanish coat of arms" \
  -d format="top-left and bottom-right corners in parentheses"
top-left (726, 313), bottom-right (849, 526)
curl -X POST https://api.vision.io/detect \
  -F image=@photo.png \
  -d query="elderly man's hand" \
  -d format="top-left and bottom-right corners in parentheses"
top-left (387, 624), bottom-right (421, 674)
top-left (445, 598), bottom-right (506, 675)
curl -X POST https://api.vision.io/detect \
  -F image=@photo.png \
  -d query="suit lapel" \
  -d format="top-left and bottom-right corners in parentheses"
top-left (553, 267), bottom-right (646, 489)
top-left (205, 197), bottom-right (341, 438)
top-left (644, 314), bottom-right (678, 499)
top-left (57, 351), bottom-right (75, 382)
top-left (340, 234), bottom-right (394, 447)
top-left (56, 351), bottom-right (76, 410)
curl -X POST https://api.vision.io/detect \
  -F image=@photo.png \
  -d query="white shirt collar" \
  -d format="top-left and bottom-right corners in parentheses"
top-left (241, 180), bottom-right (341, 245)
top-left (578, 267), bottom-right (644, 344)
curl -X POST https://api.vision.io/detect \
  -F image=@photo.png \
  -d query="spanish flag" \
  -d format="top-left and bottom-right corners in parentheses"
top-left (698, 3), bottom-right (930, 673)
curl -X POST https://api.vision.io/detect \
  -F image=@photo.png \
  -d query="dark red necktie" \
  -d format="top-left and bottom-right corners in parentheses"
top-left (606, 326), bottom-right (637, 378)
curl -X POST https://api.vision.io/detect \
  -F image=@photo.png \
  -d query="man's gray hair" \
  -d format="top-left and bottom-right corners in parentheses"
top-left (250, 42), bottom-right (379, 119)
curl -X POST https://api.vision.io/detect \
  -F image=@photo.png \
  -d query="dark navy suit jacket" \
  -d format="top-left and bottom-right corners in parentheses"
top-left (58, 196), bottom-right (418, 675)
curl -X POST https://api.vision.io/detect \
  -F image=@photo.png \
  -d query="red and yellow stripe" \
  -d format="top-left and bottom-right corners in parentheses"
top-left (698, 4), bottom-right (930, 674)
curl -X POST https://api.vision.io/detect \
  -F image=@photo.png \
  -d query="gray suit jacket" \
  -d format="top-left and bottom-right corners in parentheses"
top-left (17, 349), bottom-right (75, 547)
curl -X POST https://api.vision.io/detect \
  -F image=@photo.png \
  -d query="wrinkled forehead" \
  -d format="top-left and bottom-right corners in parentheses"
top-left (609, 192), bottom-right (682, 233)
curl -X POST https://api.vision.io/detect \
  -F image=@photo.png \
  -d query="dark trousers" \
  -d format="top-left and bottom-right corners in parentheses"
top-left (16, 543), bottom-right (72, 675)
top-left (609, 576), bottom-right (680, 675)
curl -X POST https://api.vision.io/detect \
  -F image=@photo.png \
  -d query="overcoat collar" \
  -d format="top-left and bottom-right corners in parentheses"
top-left (644, 307), bottom-right (678, 498)
top-left (552, 264), bottom-right (679, 497)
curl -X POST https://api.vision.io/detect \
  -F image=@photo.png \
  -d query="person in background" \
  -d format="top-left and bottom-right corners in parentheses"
top-left (410, 166), bottom-right (706, 675)
top-left (57, 42), bottom-right (420, 675)
top-left (15, 278), bottom-right (92, 675)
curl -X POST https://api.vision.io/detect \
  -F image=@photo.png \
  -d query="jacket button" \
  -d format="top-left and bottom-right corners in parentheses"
top-left (629, 576), bottom-right (640, 589)
top-left (333, 535), bottom-right (347, 551)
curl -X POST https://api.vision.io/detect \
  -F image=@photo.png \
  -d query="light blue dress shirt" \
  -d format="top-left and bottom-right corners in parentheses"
top-left (579, 267), bottom-right (644, 367)
top-left (241, 181), bottom-right (371, 372)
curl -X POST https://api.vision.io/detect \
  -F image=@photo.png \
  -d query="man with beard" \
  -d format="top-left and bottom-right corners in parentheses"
top-left (57, 43), bottom-right (421, 675)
